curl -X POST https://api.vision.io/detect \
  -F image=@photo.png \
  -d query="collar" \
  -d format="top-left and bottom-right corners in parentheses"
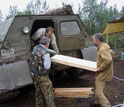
top-left (39, 44), bottom-right (46, 48)
top-left (97, 42), bottom-right (104, 51)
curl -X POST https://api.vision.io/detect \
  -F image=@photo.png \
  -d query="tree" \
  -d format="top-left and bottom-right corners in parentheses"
top-left (26, 0), bottom-right (49, 15)
top-left (108, 5), bottom-right (119, 20)
top-left (16, 11), bottom-right (32, 15)
top-left (62, 1), bottom-right (67, 7)
top-left (81, 0), bottom-right (98, 34)
top-left (5, 0), bottom-right (49, 19)
top-left (6, 6), bottom-right (19, 19)
top-left (120, 5), bottom-right (124, 17)
top-left (113, 5), bottom-right (119, 19)
top-left (93, 0), bottom-right (109, 32)
top-left (42, 0), bottom-right (49, 12)
top-left (0, 10), bottom-right (3, 22)
top-left (78, 0), bottom-right (120, 35)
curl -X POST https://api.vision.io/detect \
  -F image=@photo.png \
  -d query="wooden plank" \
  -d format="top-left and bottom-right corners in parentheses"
top-left (54, 88), bottom-right (94, 98)
top-left (54, 88), bottom-right (93, 91)
top-left (51, 55), bottom-right (97, 72)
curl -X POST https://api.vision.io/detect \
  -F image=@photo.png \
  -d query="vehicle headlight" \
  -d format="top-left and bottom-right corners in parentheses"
top-left (23, 27), bottom-right (29, 34)
top-left (3, 42), bottom-right (10, 49)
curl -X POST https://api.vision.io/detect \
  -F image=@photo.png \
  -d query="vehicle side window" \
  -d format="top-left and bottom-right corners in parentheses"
top-left (60, 21), bottom-right (80, 36)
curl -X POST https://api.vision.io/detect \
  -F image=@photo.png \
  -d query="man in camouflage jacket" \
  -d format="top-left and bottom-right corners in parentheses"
top-left (30, 37), bottom-right (56, 107)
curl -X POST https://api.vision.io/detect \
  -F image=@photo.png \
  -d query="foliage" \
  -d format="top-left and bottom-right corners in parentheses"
top-left (107, 33), bottom-right (124, 49)
top-left (16, 11), bottom-right (32, 15)
top-left (78, 0), bottom-right (120, 35)
top-left (120, 6), bottom-right (124, 18)
top-left (1, 0), bottom-right (124, 49)
top-left (0, 10), bottom-right (3, 22)
top-left (6, 6), bottom-right (19, 19)
top-left (5, 0), bottom-right (49, 19)
top-left (81, 0), bottom-right (98, 34)
top-left (78, 0), bottom-right (124, 49)
top-left (26, 0), bottom-right (49, 15)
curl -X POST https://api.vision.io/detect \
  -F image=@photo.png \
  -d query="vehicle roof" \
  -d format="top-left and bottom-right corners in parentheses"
top-left (0, 17), bottom-right (14, 42)
top-left (0, 14), bottom-right (80, 42)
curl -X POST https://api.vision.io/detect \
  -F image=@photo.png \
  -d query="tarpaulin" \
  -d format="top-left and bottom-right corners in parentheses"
top-left (103, 17), bottom-right (124, 35)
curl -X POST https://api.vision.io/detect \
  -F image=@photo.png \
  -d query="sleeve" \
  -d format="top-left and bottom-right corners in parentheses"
top-left (99, 49), bottom-right (113, 71)
top-left (31, 28), bottom-right (44, 41)
top-left (51, 33), bottom-right (59, 54)
top-left (42, 53), bottom-right (51, 70)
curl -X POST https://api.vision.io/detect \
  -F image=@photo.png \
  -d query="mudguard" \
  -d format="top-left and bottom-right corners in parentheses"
top-left (81, 46), bottom-right (97, 62)
top-left (0, 60), bottom-right (33, 91)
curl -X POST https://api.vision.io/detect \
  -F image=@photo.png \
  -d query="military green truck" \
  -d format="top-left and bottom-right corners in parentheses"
top-left (0, 6), bottom-right (97, 101)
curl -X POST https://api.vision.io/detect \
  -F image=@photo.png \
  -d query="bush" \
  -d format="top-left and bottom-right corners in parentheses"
top-left (105, 33), bottom-right (124, 49)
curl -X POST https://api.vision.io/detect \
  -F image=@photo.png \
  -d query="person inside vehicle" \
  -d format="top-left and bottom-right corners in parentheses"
top-left (32, 26), bottom-right (59, 54)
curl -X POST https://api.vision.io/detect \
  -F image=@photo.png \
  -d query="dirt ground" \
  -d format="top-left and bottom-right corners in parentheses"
top-left (0, 58), bottom-right (124, 107)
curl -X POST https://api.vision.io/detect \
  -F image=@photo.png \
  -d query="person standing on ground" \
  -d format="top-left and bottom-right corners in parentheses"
top-left (30, 37), bottom-right (56, 107)
top-left (32, 26), bottom-right (59, 54)
top-left (91, 33), bottom-right (113, 107)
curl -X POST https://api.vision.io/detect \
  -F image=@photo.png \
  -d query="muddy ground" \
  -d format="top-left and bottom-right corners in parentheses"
top-left (0, 58), bottom-right (124, 107)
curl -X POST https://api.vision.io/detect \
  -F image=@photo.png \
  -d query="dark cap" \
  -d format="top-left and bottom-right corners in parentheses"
top-left (39, 37), bottom-right (50, 45)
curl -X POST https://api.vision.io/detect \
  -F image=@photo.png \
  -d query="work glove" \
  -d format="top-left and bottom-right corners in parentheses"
top-left (53, 51), bottom-right (57, 56)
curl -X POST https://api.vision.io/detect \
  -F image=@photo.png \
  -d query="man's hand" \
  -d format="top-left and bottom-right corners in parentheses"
top-left (97, 67), bottom-right (102, 72)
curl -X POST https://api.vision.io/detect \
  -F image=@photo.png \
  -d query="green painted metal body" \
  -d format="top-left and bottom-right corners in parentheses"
top-left (0, 14), bottom-right (93, 93)
top-left (0, 14), bottom-right (88, 66)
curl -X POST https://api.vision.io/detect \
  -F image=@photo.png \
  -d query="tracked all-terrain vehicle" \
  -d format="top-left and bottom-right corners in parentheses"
top-left (0, 5), bottom-right (97, 101)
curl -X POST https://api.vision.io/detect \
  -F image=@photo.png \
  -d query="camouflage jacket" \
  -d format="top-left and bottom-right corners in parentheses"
top-left (30, 44), bottom-right (51, 76)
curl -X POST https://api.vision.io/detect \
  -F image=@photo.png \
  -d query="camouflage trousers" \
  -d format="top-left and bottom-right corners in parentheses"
top-left (33, 75), bottom-right (56, 107)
